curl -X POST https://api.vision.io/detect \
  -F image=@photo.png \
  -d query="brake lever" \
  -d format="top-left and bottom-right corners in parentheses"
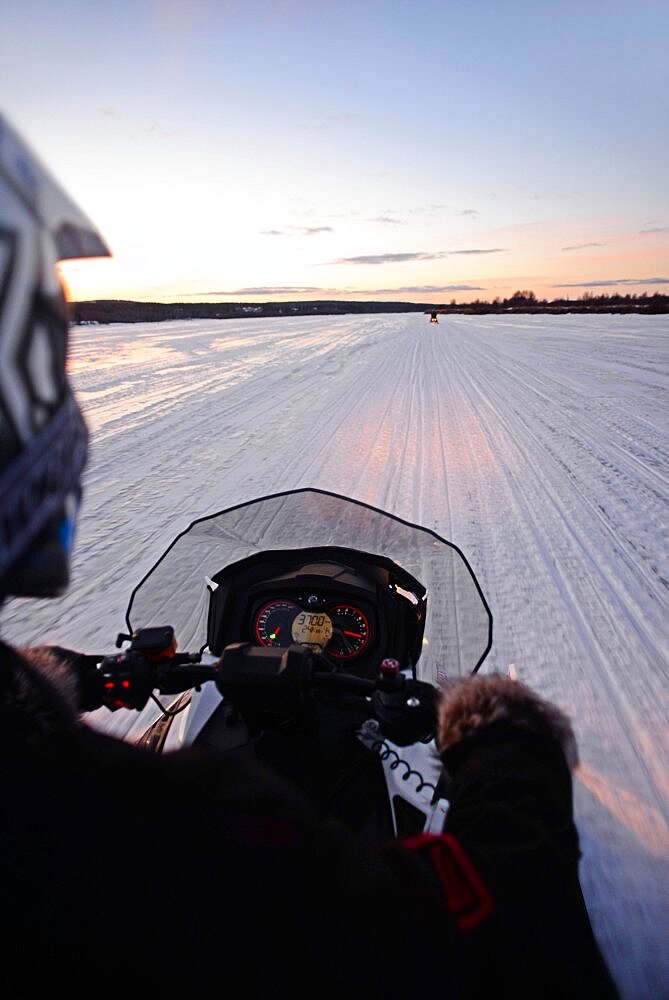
top-left (369, 659), bottom-right (437, 745)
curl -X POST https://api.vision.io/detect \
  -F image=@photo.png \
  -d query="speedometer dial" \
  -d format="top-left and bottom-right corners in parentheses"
top-left (255, 600), bottom-right (301, 647)
top-left (327, 605), bottom-right (370, 659)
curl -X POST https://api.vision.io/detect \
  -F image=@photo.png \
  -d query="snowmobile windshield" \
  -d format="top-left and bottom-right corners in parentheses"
top-left (125, 488), bottom-right (492, 682)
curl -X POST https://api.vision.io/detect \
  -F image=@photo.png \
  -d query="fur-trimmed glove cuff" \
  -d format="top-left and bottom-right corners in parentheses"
top-left (437, 673), bottom-right (579, 773)
top-left (18, 645), bottom-right (104, 714)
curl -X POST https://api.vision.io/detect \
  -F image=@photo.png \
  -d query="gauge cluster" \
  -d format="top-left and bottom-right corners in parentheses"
top-left (253, 596), bottom-right (372, 660)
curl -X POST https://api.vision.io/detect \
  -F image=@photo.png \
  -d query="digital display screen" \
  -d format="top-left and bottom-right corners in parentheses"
top-left (292, 611), bottom-right (334, 647)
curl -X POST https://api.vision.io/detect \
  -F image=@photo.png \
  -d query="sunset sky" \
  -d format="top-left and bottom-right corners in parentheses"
top-left (2, 0), bottom-right (668, 304)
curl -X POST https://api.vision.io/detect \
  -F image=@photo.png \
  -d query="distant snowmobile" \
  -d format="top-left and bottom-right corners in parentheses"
top-left (430, 312), bottom-right (439, 324)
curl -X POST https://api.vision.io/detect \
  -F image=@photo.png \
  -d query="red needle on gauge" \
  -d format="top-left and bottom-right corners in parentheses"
top-left (343, 631), bottom-right (361, 637)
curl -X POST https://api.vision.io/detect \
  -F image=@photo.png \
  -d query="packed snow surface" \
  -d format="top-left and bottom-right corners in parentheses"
top-left (3, 312), bottom-right (668, 998)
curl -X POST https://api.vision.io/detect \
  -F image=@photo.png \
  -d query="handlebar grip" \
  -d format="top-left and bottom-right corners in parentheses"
top-left (154, 659), bottom-right (218, 694)
top-left (95, 650), bottom-right (211, 711)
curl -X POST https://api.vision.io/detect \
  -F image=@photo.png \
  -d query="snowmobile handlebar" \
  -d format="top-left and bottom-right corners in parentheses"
top-left (92, 626), bottom-right (437, 746)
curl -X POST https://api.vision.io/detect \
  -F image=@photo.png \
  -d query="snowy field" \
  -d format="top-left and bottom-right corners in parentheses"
top-left (2, 312), bottom-right (668, 998)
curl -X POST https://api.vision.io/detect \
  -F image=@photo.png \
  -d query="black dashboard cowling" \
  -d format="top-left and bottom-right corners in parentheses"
top-left (206, 546), bottom-right (427, 677)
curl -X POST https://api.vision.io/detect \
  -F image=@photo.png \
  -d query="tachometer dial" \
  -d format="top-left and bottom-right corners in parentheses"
top-left (255, 600), bottom-right (301, 647)
top-left (327, 605), bottom-right (371, 659)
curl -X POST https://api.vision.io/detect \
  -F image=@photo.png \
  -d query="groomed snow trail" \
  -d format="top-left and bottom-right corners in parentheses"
top-left (2, 312), bottom-right (667, 999)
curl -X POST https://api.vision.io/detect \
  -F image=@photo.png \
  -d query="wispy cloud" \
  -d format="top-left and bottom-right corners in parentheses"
top-left (552, 277), bottom-right (669, 288)
top-left (368, 215), bottom-right (408, 225)
top-left (368, 284), bottom-right (485, 293)
top-left (326, 248), bottom-right (505, 265)
top-left (407, 204), bottom-right (447, 214)
top-left (176, 283), bottom-right (485, 298)
top-left (453, 248), bottom-right (503, 255)
top-left (369, 204), bottom-right (477, 221)
top-left (561, 242), bottom-right (606, 252)
top-left (329, 252), bottom-right (438, 265)
top-left (261, 226), bottom-right (333, 237)
top-left (639, 226), bottom-right (669, 234)
top-left (192, 286), bottom-right (326, 296)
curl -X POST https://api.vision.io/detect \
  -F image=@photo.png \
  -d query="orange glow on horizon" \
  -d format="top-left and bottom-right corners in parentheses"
top-left (58, 252), bottom-right (668, 307)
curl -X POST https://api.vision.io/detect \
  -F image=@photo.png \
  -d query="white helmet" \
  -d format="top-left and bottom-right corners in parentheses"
top-left (0, 114), bottom-right (110, 597)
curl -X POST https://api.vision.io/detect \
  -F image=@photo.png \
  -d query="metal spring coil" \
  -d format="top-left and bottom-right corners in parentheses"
top-left (368, 737), bottom-right (436, 796)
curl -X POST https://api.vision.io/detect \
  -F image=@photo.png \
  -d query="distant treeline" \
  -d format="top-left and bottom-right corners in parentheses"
top-left (71, 290), bottom-right (669, 325)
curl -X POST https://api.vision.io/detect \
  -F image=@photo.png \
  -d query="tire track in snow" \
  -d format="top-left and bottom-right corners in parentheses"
top-left (440, 319), bottom-right (669, 824)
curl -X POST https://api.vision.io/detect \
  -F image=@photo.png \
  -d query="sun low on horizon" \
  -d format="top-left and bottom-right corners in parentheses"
top-left (3, 0), bottom-right (668, 306)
